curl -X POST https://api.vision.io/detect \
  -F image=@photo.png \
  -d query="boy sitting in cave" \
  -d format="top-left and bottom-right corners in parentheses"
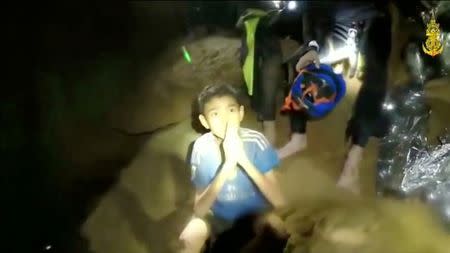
top-left (178, 84), bottom-right (287, 253)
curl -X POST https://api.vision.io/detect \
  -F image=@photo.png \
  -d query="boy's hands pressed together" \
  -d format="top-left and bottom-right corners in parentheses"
top-left (193, 121), bottom-right (243, 215)
top-left (222, 122), bottom-right (245, 161)
top-left (224, 122), bottom-right (286, 208)
top-left (222, 122), bottom-right (239, 164)
top-left (222, 121), bottom-right (247, 179)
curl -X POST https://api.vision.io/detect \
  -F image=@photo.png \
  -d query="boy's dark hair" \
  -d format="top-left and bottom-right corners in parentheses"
top-left (197, 84), bottom-right (243, 114)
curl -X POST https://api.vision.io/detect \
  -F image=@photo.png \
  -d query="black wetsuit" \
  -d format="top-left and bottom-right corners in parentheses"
top-left (294, 1), bottom-right (392, 146)
top-left (237, 2), bottom-right (283, 122)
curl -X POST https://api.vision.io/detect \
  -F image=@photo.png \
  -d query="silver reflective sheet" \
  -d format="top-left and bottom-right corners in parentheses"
top-left (376, 77), bottom-right (450, 227)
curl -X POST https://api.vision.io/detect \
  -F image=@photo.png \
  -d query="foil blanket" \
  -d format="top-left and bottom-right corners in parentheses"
top-left (376, 82), bottom-right (450, 228)
top-left (376, 24), bottom-right (450, 228)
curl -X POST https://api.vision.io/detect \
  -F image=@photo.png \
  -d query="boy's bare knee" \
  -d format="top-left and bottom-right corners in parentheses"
top-left (179, 217), bottom-right (210, 251)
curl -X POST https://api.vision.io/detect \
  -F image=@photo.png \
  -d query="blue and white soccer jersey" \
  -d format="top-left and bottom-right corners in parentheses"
top-left (190, 128), bottom-right (280, 221)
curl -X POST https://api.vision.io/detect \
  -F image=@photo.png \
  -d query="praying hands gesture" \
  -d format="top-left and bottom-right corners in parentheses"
top-left (222, 121), bottom-right (249, 167)
top-left (223, 121), bottom-right (285, 208)
top-left (222, 121), bottom-right (248, 179)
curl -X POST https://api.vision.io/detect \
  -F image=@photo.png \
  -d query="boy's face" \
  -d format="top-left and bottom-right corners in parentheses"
top-left (199, 95), bottom-right (244, 139)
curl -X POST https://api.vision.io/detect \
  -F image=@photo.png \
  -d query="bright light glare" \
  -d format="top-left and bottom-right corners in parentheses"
top-left (333, 63), bottom-right (344, 74)
top-left (383, 103), bottom-right (395, 111)
top-left (320, 45), bottom-right (353, 64)
top-left (287, 1), bottom-right (297, 10)
top-left (272, 1), bottom-right (281, 8)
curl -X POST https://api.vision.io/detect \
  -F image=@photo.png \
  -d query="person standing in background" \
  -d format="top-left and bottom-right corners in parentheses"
top-left (283, 1), bottom-right (392, 195)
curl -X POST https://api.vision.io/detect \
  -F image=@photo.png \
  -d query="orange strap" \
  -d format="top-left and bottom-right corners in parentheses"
top-left (281, 71), bottom-right (305, 112)
top-left (281, 69), bottom-right (337, 112)
top-left (281, 91), bottom-right (302, 112)
top-left (302, 85), bottom-right (336, 105)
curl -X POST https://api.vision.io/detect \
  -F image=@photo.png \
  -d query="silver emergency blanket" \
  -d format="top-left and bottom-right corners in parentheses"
top-left (376, 39), bottom-right (450, 228)
top-left (377, 88), bottom-right (450, 228)
top-left (401, 141), bottom-right (450, 193)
